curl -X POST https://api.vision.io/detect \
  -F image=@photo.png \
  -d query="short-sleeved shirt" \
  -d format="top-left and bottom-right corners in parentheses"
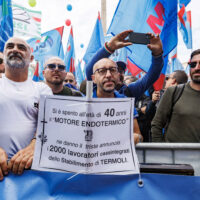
top-left (0, 75), bottom-right (52, 159)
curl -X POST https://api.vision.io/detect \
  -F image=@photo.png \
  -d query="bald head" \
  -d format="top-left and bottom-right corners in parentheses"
top-left (93, 58), bottom-right (117, 73)
top-left (92, 58), bottom-right (120, 97)
top-left (4, 37), bottom-right (31, 54)
top-left (3, 37), bottom-right (34, 81)
top-left (4, 37), bottom-right (33, 69)
top-left (44, 56), bottom-right (65, 68)
top-left (43, 56), bottom-right (66, 88)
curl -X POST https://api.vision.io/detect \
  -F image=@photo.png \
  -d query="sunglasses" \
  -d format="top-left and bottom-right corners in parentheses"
top-left (46, 64), bottom-right (66, 71)
top-left (64, 79), bottom-right (74, 83)
top-left (0, 58), bottom-right (3, 64)
top-left (188, 61), bottom-right (200, 68)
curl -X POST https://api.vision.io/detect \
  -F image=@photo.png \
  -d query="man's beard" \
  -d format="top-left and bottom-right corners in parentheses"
top-left (47, 78), bottom-right (63, 86)
top-left (6, 53), bottom-right (26, 69)
top-left (190, 69), bottom-right (200, 84)
top-left (101, 79), bottom-right (116, 93)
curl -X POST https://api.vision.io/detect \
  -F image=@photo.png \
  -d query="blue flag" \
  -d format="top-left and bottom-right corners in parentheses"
top-left (64, 27), bottom-right (75, 74)
top-left (110, 47), bottom-right (128, 64)
top-left (0, 170), bottom-right (200, 200)
top-left (27, 26), bottom-right (64, 80)
top-left (185, 64), bottom-right (190, 75)
top-left (75, 60), bottom-right (84, 86)
top-left (179, 0), bottom-right (191, 7)
top-left (32, 62), bottom-right (39, 82)
top-left (172, 58), bottom-right (184, 71)
top-left (0, 0), bottom-right (13, 51)
top-left (166, 60), bottom-right (173, 75)
top-left (83, 12), bottom-right (105, 64)
top-left (107, 0), bottom-right (177, 73)
top-left (178, 6), bottom-right (192, 49)
top-left (59, 42), bottom-right (64, 60)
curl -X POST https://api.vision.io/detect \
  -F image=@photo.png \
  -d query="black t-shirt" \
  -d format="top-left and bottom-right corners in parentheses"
top-left (54, 86), bottom-right (73, 96)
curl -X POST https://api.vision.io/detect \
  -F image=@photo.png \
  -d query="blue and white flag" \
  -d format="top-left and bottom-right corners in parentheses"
top-left (83, 12), bottom-right (105, 64)
top-left (0, 170), bottom-right (200, 200)
top-left (179, 0), bottom-right (191, 7)
top-left (27, 26), bottom-right (64, 80)
top-left (64, 26), bottom-right (75, 74)
top-left (178, 6), bottom-right (192, 49)
top-left (0, 0), bottom-right (13, 51)
top-left (107, 0), bottom-right (177, 73)
top-left (76, 60), bottom-right (84, 86)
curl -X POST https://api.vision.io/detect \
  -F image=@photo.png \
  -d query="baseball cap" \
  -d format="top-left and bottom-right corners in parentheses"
top-left (116, 61), bottom-right (126, 71)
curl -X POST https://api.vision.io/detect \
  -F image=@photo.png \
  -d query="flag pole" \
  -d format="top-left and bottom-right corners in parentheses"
top-left (101, 0), bottom-right (107, 35)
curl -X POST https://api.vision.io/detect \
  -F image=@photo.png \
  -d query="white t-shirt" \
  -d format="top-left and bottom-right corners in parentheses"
top-left (0, 74), bottom-right (52, 159)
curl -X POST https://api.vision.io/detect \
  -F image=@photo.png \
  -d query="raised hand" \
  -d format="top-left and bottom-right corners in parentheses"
top-left (107, 30), bottom-right (133, 52)
top-left (147, 33), bottom-right (163, 56)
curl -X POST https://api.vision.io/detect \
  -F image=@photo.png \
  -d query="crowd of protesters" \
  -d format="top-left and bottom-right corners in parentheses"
top-left (0, 30), bottom-right (200, 181)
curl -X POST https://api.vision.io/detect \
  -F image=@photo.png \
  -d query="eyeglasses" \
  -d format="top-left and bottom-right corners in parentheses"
top-left (188, 61), bottom-right (200, 68)
top-left (0, 58), bottom-right (3, 64)
top-left (64, 79), bottom-right (74, 83)
top-left (94, 67), bottom-right (118, 76)
top-left (46, 64), bottom-right (66, 71)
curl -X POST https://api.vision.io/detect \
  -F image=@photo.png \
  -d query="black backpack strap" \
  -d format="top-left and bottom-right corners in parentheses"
top-left (172, 84), bottom-right (185, 107)
top-left (165, 84), bottom-right (185, 132)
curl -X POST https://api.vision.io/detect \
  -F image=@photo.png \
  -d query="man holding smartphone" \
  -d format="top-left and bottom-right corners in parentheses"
top-left (85, 30), bottom-right (163, 101)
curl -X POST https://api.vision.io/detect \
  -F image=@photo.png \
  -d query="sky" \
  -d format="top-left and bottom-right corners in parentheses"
top-left (13, 0), bottom-right (200, 65)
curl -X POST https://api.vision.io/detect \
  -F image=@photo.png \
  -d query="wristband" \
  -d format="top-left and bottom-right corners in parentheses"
top-left (105, 42), bottom-right (115, 54)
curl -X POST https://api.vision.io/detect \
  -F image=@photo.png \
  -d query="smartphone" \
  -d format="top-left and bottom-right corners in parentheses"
top-left (128, 32), bottom-right (150, 45)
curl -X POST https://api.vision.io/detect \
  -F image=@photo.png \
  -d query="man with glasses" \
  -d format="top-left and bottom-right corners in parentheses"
top-left (152, 49), bottom-right (200, 142)
top-left (43, 57), bottom-right (82, 96)
top-left (92, 58), bottom-right (143, 144)
top-left (0, 52), bottom-right (5, 78)
top-left (86, 30), bottom-right (164, 101)
top-left (0, 37), bottom-right (52, 181)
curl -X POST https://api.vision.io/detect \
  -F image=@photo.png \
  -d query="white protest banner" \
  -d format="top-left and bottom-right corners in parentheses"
top-left (32, 95), bottom-right (139, 175)
top-left (12, 2), bottom-right (41, 39)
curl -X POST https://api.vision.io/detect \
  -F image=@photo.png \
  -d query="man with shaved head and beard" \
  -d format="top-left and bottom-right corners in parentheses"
top-left (92, 58), bottom-right (143, 144)
top-left (152, 49), bottom-right (200, 142)
top-left (43, 57), bottom-right (82, 96)
top-left (0, 37), bottom-right (52, 181)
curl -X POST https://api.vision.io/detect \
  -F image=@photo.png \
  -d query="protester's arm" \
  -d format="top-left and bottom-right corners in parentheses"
top-left (0, 147), bottom-right (8, 181)
top-left (134, 118), bottom-right (143, 144)
top-left (127, 34), bottom-right (164, 100)
top-left (8, 138), bottom-right (36, 175)
top-left (144, 91), bottom-right (160, 118)
top-left (86, 30), bottom-right (133, 80)
top-left (151, 87), bottom-right (174, 142)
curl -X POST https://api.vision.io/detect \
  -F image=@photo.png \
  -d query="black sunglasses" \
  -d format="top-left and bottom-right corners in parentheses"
top-left (46, 64), bottom-right (66, 71)
top-left (64, 79), bottom-right (74, 83)
top-left (0, 58), bottom-right (3, 64)
top-left (188, 61), bottom-right (200, 68)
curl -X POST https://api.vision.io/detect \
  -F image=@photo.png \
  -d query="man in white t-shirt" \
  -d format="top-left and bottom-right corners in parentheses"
top-left (0, 37), bottom-right (52, 181)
